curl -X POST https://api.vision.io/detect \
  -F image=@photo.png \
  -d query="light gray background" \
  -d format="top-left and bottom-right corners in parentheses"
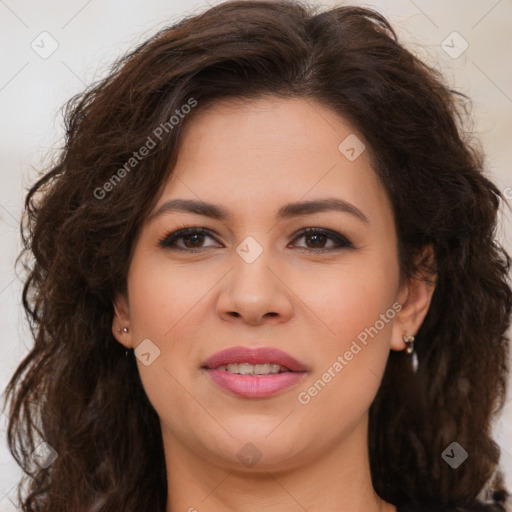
top-left (1, 0), bottom-right (511, 509)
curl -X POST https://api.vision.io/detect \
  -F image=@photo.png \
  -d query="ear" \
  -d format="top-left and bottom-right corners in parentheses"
top-left (112, 292), bottom-right (134, 349)
top-left (390, 244), bottom-right (437, 351)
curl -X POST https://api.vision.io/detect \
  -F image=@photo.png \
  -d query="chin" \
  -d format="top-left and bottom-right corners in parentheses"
top-left (207, 432), bottom-right (308, 472)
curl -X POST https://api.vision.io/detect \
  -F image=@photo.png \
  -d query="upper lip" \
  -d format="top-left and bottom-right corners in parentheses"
top-left (202, 346), bottom-right (308, 372)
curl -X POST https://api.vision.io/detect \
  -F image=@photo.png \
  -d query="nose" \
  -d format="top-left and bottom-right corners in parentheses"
top-left (216, 250), bottom-right (293, 326)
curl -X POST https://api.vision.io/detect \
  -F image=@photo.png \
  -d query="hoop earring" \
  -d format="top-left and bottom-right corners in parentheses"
top-left (403, 334), bottom-right (418, 372)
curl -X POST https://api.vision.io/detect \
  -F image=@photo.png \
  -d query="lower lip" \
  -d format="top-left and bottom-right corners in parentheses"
top-left (205, 369), bottom-right (307, 398)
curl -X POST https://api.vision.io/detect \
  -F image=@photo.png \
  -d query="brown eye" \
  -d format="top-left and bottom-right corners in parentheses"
top-left (291, 228), bottom-right (353, 251)
top-left (158, 228), bottom-right (220, 251)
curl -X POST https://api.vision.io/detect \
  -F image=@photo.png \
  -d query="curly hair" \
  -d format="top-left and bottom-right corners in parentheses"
top-left (3, 1), bottom-right (511, 511)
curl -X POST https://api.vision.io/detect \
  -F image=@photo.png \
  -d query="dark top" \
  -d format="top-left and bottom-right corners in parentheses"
top-left (395, 501), bottom-right (509, 512)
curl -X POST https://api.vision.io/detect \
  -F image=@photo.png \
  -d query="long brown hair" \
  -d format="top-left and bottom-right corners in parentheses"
top-left (4, 1), bottom-right (511, 510)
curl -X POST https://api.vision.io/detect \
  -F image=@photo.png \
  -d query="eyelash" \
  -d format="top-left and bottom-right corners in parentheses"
top-left (157, 226), bottom-right (354, 253)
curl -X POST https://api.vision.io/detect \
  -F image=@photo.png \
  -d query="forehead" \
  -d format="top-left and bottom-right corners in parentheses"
top-left (156, 96), bottom-right (392, 227)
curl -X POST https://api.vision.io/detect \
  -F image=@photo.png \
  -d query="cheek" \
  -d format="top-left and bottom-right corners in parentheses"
top-left (127, 253), bottom-right (206, 340)
top-left (298, 250), bottom-right (398, 349)
top-left (296, 252), bottom-right (398, 414)
top-left (126, 254), bottom-right (207, 415)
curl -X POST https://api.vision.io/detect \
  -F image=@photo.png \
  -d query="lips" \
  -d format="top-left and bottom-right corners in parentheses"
top-left (201, 346), bottom-right (309, 398)
top-left (201, 346), bottom-right (308, 372)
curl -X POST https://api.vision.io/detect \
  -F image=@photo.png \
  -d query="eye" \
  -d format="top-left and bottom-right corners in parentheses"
top-left (158, 226), bottom-right (354, 253)
top-left (289, 227), bottom-right (353, 252)
top-left (158, 227), bottom-right (220, 252)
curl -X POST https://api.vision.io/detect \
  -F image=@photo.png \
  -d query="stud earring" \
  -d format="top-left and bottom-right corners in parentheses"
top-left (118, 327), bottom-right (129, 334)
top-left (403, 334), bottom-right (418, 372)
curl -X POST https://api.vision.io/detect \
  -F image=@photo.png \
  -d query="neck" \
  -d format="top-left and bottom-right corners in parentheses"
top-left (163, 414), bottom-right (396, 512)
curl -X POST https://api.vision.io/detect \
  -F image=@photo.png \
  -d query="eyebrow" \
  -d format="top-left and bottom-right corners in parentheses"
top-left (148, 197), bottom-right (369, 224)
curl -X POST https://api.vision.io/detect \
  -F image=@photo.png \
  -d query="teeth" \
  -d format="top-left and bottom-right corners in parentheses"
top-left (215, 363), bottom-right (289, 375)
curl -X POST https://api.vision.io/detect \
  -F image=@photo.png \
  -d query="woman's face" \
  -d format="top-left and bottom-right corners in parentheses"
top-left (113, 96), bottom-right (431, 472)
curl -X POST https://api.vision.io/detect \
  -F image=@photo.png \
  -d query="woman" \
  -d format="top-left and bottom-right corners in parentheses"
top-left (4, 1), bottom-right (511, 511)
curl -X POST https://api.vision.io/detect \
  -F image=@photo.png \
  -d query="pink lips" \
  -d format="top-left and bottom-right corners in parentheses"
top-left (202, 346), bottom-right (308, 398)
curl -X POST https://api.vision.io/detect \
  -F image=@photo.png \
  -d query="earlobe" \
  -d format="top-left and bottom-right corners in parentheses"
top-left (390, 244), bottom-right (437, 352)
top-left (111, 293), bottom-right (133, 349)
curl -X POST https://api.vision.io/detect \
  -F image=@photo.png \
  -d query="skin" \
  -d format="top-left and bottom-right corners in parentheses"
top-left (112, 96), bottom-right (436, 512)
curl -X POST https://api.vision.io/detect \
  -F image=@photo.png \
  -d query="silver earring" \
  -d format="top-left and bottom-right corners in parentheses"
top-left (118, 327), bottom-right (129, 334)
top-left (403, 334), bottom-right (418, 372)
